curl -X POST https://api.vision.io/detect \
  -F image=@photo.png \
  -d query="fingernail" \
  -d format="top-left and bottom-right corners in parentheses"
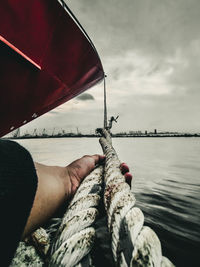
top-left (124, 172), bottom-right (132, 186)
top-left (120, 163), bottom-right (129, 174)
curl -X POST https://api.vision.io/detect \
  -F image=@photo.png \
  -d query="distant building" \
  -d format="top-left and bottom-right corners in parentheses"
top-left (154, 129), bottom-right (157, 134)
top-left (145, 130), bottom-right (147, 135)
top-left (129, 130), bottom-right (142, 135)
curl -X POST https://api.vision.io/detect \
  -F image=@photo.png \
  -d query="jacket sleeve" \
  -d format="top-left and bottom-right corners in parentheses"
top-left (0, 139), bottom-right (38, 266)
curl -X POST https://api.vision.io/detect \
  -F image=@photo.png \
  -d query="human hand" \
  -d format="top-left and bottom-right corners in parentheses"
top-left (65, 154), bottom-right (105, 197)
top-left (23, 156), bottom-right (132, 238)
top-left (23, 155), bottom-right (105, 238)
top-left (66, 156), bottom-right (133, 198)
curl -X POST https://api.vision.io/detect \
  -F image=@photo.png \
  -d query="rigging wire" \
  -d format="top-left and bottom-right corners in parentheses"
top-left (104, 74), bottom-right (108, 129)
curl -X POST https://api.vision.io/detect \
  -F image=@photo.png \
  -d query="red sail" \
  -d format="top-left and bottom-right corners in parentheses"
top-left (0, 0), bottom-right (104, 137)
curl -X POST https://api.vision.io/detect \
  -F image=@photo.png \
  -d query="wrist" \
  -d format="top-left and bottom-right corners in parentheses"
top-left (57, 166), bottom-right (72, 201)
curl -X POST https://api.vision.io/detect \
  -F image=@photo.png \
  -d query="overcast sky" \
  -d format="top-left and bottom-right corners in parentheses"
top-left (24, 0), bottom-right (200, 134)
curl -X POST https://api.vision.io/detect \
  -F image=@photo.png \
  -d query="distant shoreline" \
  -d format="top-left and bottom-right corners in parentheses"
top-left (4, 133), bottom-right (200, 140)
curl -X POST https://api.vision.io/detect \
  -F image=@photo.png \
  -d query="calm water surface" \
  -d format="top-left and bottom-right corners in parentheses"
top-left (17, 137), bottom-right (200, 266)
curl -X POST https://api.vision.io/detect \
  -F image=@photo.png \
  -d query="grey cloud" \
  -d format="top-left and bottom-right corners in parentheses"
top-left (67, 0), bottom-right (200, 58)
top-left (146, 64), bottom-right (160, 76)
top-left (49, 111), bottom-right (59, 114)
top-left (112, 68), bottom-right (120, 81)
top-left (76, 93), bottom-right (95, 101)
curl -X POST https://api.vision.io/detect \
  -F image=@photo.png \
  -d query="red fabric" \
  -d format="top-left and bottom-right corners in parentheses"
top-left (0, 0), bottom-right (104, 137)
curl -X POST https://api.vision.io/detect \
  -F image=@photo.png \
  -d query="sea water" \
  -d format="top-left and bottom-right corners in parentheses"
top-left (17, 137), bottom-right (200, 267)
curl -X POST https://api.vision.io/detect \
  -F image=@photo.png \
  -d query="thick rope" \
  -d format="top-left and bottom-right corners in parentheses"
top-left (48, 166), bottom-right (104, 266)
top-left (99, 129), bottom-right (174, 267)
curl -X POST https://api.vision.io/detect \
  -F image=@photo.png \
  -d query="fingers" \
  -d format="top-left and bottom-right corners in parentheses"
top-left (81, 155), bottom-right (132, 186)
top-left (120, 162), bottom-right (129, 174)
top-left (124, 172), bottom-right (132, 186)
top-left (120, 162), bottom-right (133, 186)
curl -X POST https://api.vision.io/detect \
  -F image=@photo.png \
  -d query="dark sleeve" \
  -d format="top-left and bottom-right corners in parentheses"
top-left (0, 139), bottom-right (38, 266)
